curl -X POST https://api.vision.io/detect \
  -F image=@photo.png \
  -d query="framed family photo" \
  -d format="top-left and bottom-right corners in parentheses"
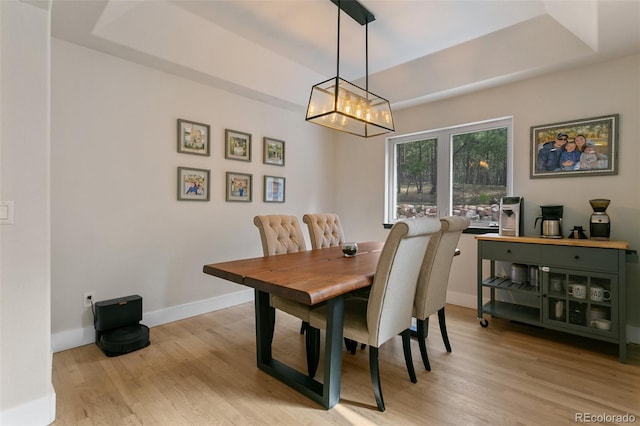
top-left (225, 129), bottom-right (252, 162)
top-left (263, 137), bottom-right (285, 166)
top-left (177, 119), bottom-right (210, 156)
top-left (226, 172), bottom-right (252, 202)
top-left (264, 175), bottom-right (285, 203)
top-left (177, 167), bottom-right (210, 201)
top-left (530, 114), bottom-right (618, 179)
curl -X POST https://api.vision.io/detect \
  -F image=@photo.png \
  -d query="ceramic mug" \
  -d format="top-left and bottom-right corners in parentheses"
top-left (591, 319), bottom-right (611, 331)
top-left (590, 286), bottom-right (611, 302)
top-left (568, 283), bottom-right (587, 299)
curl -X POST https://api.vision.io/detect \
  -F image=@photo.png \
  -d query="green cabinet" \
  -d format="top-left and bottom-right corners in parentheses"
top-left (477, 235), bottom-right (629, 363)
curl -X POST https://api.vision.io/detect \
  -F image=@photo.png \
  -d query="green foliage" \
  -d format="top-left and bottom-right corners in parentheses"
top-left (396, 139), bottom-right (437, 195)
top-left (452, 128), bottom-right (507, 187)
top-left (397, 128), bottom-right (507, 205)
top-left (473, 193), bottom-right (491, 204)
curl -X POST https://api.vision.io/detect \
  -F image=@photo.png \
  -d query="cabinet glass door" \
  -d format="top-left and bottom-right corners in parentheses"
top-left (542, 267), bottom-right (616, 335)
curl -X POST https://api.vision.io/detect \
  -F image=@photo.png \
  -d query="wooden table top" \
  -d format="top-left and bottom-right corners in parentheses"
top-left (475, 233), bottom-right (629, 250)
top-left (203, 241), bottom-right (384, 306)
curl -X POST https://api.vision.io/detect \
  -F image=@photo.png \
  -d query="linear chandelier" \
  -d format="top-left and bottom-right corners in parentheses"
top-left (305, 0), bottom-right (394, 138)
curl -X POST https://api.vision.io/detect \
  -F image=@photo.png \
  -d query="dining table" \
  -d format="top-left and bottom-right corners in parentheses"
top-left (202, 241), bottom-right (383, 409)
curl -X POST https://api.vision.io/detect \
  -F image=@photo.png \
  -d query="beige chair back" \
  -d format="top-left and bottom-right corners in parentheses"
top-left (302, 213), bottom-right (346, 249)
top-left (253, 215), bottom-right (307, 256)
top-left (366, 217), bottom-right (442, 346)
top-left (413, 216), bottom-right (470, 320)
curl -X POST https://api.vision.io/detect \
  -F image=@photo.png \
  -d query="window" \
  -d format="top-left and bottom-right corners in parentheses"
top-left (385, 117), bottom-right (512, 229)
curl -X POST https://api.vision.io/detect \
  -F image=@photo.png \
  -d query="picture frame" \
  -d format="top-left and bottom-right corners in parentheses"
top-left (530, 114), bottom-right (618, 179)
top-left (177, 119), bottom-right (210, 156)
top-left (264, 175), bottom-right (285, 203)
top-left (263, 137), bottom-right (285, 166)
top-left (225, 129), bottom-right (252, 162)
top-left (226, 172), bottom-right (252, 202)
top-left (177, 167), bottom-right (210, 201)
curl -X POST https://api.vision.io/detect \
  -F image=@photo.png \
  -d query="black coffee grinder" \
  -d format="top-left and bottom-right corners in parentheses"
top-left (589, 199), bottom-right (610, 240)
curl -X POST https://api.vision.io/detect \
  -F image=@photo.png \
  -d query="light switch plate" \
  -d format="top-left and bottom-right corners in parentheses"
top-left (0, 201), bottom-right (14, 224)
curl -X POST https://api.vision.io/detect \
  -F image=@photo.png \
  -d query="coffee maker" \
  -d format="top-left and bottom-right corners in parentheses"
top-left (499, 196), bottom-right (523, 236)
top-left (589, 199), bottom-right (611, 240)
top-left (534, 205), bottom-right (563, 238)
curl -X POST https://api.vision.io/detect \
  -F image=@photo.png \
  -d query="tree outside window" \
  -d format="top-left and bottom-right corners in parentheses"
top-left (387, 119), bottom-right (511, 228)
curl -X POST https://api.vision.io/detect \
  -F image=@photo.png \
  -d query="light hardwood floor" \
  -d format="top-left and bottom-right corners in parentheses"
top-left (52, 303), bottom-right (640, 425)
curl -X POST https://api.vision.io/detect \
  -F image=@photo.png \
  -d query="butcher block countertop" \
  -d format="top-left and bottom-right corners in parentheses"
top-left (475, 234), bottom-right (629, 250)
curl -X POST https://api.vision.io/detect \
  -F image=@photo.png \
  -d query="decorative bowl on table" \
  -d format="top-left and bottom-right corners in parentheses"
top-left (342, 242), bottom-right (358, 257)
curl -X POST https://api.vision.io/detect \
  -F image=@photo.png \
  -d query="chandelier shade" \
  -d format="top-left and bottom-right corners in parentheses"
top-left (306, 77), bottom-right (394, 137)
top-left (305, 0), bottom-right (394, 138)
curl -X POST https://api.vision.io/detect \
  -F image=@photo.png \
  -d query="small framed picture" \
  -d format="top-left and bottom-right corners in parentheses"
top-left (225, 129), bottom-right (252, 162)
top-left (264, 175), bottom-right (285, 203)
top-left (177, 119), bottom-right (210, 156)
top-left (263, 137), bottom-right (285, 166)
top-left (226, 172), bottom-right (252, 202)
top-left (177, 167), bottom-right (210, 201)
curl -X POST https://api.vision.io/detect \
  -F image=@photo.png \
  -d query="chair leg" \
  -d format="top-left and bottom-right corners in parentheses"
top-left (438, 307), bottom-right (452, 353)
top-left (344, 338), bottom-right (357, 354)
top-left (401, 329), bottom-right (417, 383)
top-left (305, 326), bottom-right (321, 377)
top-left (344, 338), bottom-right (366, 354)
top-left (416, 318), bottom-right (431, 371)
top-left (368, 346), bottom-right (385, 412)
top-left (300, 321), bottom-right (307, 335)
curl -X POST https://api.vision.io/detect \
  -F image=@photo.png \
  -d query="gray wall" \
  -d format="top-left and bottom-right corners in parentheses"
top-left (50, 39), bottom-right (337, 348)
top-left (0, 1), bottom-right (55, 424)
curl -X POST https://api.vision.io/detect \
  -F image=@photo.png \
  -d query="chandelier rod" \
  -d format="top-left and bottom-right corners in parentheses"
top-left (336, 0), bottom-right (341, 80)
top-left (365, 21), bottom-right (368, 93)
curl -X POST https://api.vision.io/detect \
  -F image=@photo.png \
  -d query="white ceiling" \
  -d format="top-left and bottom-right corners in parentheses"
top-left (51, 0), bottom-right (640, 112)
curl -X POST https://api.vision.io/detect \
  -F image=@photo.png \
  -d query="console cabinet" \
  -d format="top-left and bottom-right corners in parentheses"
top-left (476, 234), bottom-right (629, 362)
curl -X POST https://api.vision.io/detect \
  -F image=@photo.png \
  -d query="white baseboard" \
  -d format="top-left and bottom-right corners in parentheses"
top-left (51, 289), bottom-right (254, 353)
top-left (446, 290), bottom-right (477, 311)
top-left (0, 384), bottom-right (56, 426)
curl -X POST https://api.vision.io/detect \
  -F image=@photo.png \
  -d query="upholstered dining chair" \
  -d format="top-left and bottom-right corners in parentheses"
top-left (302, 212), bottom-right (368, 354)
top-left (309, 217), bottom-right (442, 411)
top-left (253, 215), bottom-right (320, 377)
top-left (302, 213), bottom-right (346, 249)
top-left (301, 213), bottom-right (343, 336)
top-left (411, 215), bottom-right (469, 372)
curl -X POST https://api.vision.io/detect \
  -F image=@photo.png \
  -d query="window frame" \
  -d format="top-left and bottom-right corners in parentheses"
top-left (384, 116), bottom-right (514, 227)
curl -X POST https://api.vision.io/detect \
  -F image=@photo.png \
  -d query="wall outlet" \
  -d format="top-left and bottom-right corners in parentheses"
top-left (83, 291), bottom-right (95, 308)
